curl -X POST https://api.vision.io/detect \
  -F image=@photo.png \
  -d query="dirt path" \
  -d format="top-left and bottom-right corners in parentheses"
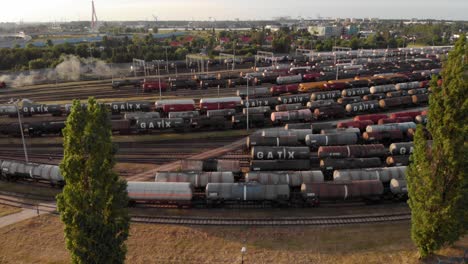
top-left (0, 208), bottom-right (45, 228)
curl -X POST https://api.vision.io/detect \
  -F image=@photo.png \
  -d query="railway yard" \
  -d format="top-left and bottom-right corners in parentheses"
top-left (0, 46), bottom-right (449, 222)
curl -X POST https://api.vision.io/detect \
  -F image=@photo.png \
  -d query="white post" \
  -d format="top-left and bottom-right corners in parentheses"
top-left (15, 101), bottom-right (28, 163)
top-left (217, 85), bottom-right (220, 109)
top-left (158, 62), bottom-right (162, 100)
top-left (165, 47), bottom-right (169, 73)
top-left (246, 77), bottom-right (250, 131)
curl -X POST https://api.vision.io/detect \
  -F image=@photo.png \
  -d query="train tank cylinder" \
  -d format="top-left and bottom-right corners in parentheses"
top-left (333, 166), bottom-right (407, 183)
top-left (246, 135), bottom-right (300, 148)
top-left (386, 91), bottom-right (408, 98)
top-left (407, 88), bottom-right (428, 95)
top-left (242, 106), bottom-right (271, 115)
top-left (341, 87), bottom-right (370, 97)
top-left (310, 123), bottom-right (336, 134)
top-left (377, 116), bottom-right (414, 124)
top-left (275, 103), bottom-right (304, 112)
top-left (395, 81), bottom-right (420, 91)
top-left (127, 182), bottom-right (193, 202)
top-left (245, 171), bottom-right (324, 187)
top-left (305, 132), bottom-right (358, 148)
top-left (300, 180), bottom-right (384, 201)
top-left (205, 182), bottom-right (290, 201)
top-left (354, 114), bottom-right (389, 123)
top-left (241, 97), bottom-right (279, 108)
top-left (136, 118), bottom-right (185, 130)
top-left (276, 74), bottom-right (302, 85)
top-left (362, 93), bottom-right (386, 101)
top-left (168, 111), bottom-right (200, 119)
top-left (348, 79), bottom-right (370, 88)
top-left (415, 115), bottom-right (428, 125)
top-left (261, 127), bottom-right (294, 137)
top-left (390, 111), bottom-right (422, 119)
top-left (320, 127), bottom-right (361, 136)
top-left (250, 160), bottom-right (311, 171)
top-left (320, 157), bottom-right (382, 171)
top-left (378, 96), bottom-right (413, 109)
top-left (366, 122), bottom-right (416, 134)
top-left (154, 171), bottom-right (234, 188)
top-left (285, 123), bottom-right (312, 130)
top-left (386, 155), bottom-right (410, 166)
top-left (236, 87), bottom-right (270, 98)
top-left (390, 179), bottom-right (408, 195)
top-left (124, 112), bottom-right (161, 120)
top-left (337, 120), bottom-right (374, 132)
top-left (206, 109), bottom-right (237, 118)
top-left (270, 109), bottom-right (312, 123)
top-left (317, 144), bottom-right (386, 159)
top-left (411, 94), bottom-right (429, 104)
top-left (310, 90), bottom-right (342, 101)
top-left (251, 146), bottom-right (311, 160)
top-left (362, 130), bottom-right (404, 142)
top-left (345, 101), bottom-right (379, 113)
top-left (278, 94), bottom-right (311, 105)
top-left (307, 100), bottom-right (336, 110)
top-left (370, 84), bottom-right (396, 94)
top-left (389, 142), bottom-right (414, 156)
top-left (313, 105), bottom-right (346, 119)
top-left (110, 101), bottom-right (152, 113)
top-left (337, 96), bottom-right (362, 105)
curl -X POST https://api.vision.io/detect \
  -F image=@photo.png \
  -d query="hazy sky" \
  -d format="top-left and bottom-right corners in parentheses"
top-left (2, 0), bottom-right (467, 22)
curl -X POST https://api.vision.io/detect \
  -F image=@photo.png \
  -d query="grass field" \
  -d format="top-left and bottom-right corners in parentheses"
top-left (0, 214), bottom-right (466, 264)
top-left (0, 204), bottom-right (21, 217)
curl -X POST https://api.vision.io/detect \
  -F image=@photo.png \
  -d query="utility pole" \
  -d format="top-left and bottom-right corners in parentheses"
top-left (13, 100), bottom-right (28, 163)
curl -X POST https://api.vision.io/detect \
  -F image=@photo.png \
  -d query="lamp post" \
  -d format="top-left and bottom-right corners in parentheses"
top-left (11, 99), bottom-right (28, 163)
top-left (241, 246), bottom-right (246, 264)
top-left (335, 54), bottom-right (339, 80)
top-left (164, 46), bottom-right (169, 73)
top-left (244, 76), bottom-right (252, 131)
top-left (154, 59), bottom-right (164, 100)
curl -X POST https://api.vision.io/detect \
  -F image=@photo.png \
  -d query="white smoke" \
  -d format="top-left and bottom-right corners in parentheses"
top-left (55, 55), bottom-right (82, 81)
top-left (1, 55), bottom-right (119, 87)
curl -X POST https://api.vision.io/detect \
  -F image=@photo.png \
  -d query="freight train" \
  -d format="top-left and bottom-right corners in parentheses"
top-left (0, 158), bottom-right (408, 207)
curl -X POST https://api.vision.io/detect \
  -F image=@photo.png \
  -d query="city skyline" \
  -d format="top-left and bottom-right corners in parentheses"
top-left (1, 0), bottom-right (467, 23)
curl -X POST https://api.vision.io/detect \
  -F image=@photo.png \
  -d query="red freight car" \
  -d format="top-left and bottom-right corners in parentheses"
top-left (199, 97), bottom-right (242, 111)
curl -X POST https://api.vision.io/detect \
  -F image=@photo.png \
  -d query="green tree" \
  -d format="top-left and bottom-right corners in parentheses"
top-left (46, 39), bottom-right (54, 47)
top-left (57, 98), bottom-right (130, 264)
top-left (28, 58), bottom-right (48, 70)
top-left (406, 35), bottom-right (468, 258)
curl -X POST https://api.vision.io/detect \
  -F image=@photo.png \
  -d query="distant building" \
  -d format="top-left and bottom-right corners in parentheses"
top-left (308, 26), bottom-right (341, 38)
top-left (265, 25), bottom-right (281, 32)
top-left (359, 30), bottom-right (376, 39)
top-left (346, 25), bottom-right (359, 35)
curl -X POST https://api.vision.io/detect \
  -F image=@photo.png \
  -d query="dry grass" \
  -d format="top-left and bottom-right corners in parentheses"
top-left (0, 214), bottom-right (466, 264)
top-left (0, 182), bottom-right (60, 198)
top-left (0, 204), bottom-right (21, 217)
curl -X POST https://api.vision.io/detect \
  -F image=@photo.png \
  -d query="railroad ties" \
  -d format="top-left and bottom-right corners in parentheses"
top-left (130, 213), bottom-right (411, 226)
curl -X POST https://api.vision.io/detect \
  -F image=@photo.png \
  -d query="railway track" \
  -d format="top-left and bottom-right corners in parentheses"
top-left (0, 192), bottom-right (411, 226)
top-left (0, 67), bottom-right (254, 103)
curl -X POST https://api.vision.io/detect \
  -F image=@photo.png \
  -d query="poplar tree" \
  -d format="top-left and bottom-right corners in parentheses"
top-left (406, 36), bottom-right (467, 258)
top-left (57, 98), bottom-right (130, 264)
